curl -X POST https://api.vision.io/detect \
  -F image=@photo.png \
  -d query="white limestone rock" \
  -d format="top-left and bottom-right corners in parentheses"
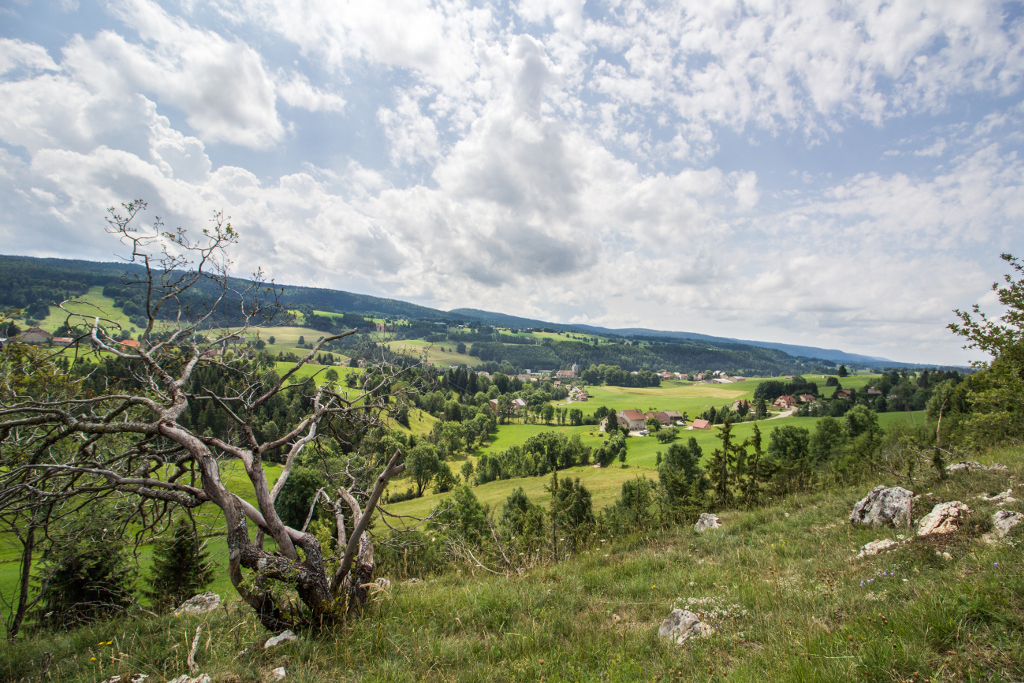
top-left (976, 489), bottom-right (1017, 504)
top-left (849, 486), bottom-right (914, 528)
top-left (917, 501), bottom-right (972, 537)
top-left (264, 629), bottom-right (298, 649)
top-left (173, 592), bottom-right (221, 617)
top-left (856, 539), bottom-right (901, 558)
top-left (984, 510), bottom-right (1023, 544)
top-left (947, 461), bottom-right (1008, 473)
top-left (658, 609), bottom-right (714, 645)
top-left (694, 513), bottom-right (721, 532)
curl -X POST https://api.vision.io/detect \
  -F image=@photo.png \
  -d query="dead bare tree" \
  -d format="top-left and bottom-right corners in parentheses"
top-left (0, 201), bottom-right (411, 632)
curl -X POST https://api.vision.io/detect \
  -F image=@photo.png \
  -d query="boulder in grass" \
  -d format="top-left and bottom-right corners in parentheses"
top-left (947, 461), bottom-right (1008, 473)
top-left (694, 513), bottom-right (721, 532)
top-left (856, 539), bottom-right (901, 558)
top-left (658, 609), bottom-right (714, 645)
top-left (849, 486), bottom-right (914, 528)
top-left (984, 510), bottom-right (1023, 544)
top-left (264, 629), bottom-right (298, 648)
top-left (976, 489), bottom-right (1017, 504)
top-left (917, 501), bottom-right (972, 537)
top-left (173, 592), bottom-right (221, 617)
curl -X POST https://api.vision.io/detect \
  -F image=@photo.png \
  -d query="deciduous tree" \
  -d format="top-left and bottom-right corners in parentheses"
top-left (0, 202), bottom-right (411, 632)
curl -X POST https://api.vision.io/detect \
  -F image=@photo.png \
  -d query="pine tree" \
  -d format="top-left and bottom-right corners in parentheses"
top-left (144, 519), bottom-right (215, 612)
top-left (36, 514), bottom-right (137, 629)
top-left (706, 417), bottom-right (742, 507)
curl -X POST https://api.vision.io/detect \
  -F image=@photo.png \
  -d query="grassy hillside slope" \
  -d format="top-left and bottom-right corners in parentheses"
top-left (5, 446), bottom-right (1021, 683)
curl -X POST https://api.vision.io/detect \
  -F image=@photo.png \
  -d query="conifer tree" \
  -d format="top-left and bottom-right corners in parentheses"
top-left (144, 519), bottom-right (215, 612)
top-left (707, 417), bottom-right (743, 507)
top-left (36, 514), bottom-right (137, 629)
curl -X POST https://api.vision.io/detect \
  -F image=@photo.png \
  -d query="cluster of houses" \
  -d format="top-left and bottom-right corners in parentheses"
top-left (612, 408), bottom-right (686, 431)
top-left (1, 326), bottom-right (147, 350)
top-left (487, 397), bottom-right (528, 414)
top-left (772, 394), bottom-right (818, 409)
top-left (568, 386), bottom-right (589, 402)
top-left (1, 327), bottom-right (78, 348)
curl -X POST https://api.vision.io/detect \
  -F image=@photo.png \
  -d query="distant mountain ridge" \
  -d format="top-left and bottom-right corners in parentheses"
top-left (447, 308), bottom-right (890, 366)
top-left (3, 254), bottom-right (903, 367)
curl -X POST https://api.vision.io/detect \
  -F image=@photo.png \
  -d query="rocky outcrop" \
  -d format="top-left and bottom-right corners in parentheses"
top-left (264, 667), bottom-right (286, 682)
top-left (849, 486), bottom-right (913, 528)
top-left (264, 630), bottom-right (298, 649)
top-left (984, 510), bottom-right (1023, 544)
top-left (947, 461), bottom-right (1009, 473)
top-left (694, 513), bottom-right (721, 532)
top-left (173, 592), bottom-right (221, 617)
top-left (856, 539), bottom-right (901, 558)
top-left (917, 501), bottom-right (972, 537)
top-left (658, 609), bottom-right (714, 645)
top-left (168, 676), bottom-right (210, 683)
top-left (976, 489), bottom-right (1017, 504)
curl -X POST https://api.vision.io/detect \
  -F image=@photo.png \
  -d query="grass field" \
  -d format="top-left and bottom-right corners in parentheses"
top-left (38, 286), bottom-right (134, 333)
top-left (390, 339), bottom-right (478, 367)
top-left (579, 380), bottom-right (754, 417)
top-left (5, 445), bottom-right (1021, 683)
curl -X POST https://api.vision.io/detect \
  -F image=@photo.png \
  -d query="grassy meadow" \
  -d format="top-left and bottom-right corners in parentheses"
top-left (383, 409), bottom-right (927, 519)
top-left (4, 445), bottom-right (1021, 683)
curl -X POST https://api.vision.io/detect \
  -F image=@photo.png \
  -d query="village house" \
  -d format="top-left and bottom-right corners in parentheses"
top-left (51, 337), bottom-right (73, 346)
top-left (731, 399), bottom-right (751, 412)
top-left (835, 389), bottom-right (854, 399)
top-left (487, 397), bottom-right (528, 416)
top-left (798, 394), bottom-right (816, 403)
top-left (645, 411), bottom-right (672, 426)
top-left (664, 410), bottom-right (685, 424)
top-left (17, 327), bottom-right (51, 344)
top-left (643, 411), bottom-right (675, 428)
top-left (774, 395), bottom-right (798, 409)
top-left (118, 339), bottom-right (141, 349)
top-left (867, 387), bottom-right (882, 395)
top-left (690, 418), bottom-right (711, 430)
top-left (617, 409), bottom-right (647, 431)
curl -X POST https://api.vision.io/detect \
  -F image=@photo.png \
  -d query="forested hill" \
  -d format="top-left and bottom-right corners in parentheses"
top-left (1, 254), bottom-right (903, 373)
top-left (0, 255), bottom-right (450, 322)
top-left (450, 308), bottom-right (888, 366)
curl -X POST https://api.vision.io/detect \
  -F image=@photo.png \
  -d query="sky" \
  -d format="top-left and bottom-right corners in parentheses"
top-left (1, 0), bottom-right (1023, 366)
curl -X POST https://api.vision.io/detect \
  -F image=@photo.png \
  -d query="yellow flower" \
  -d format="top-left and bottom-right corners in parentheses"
top-left (90, 657), bottom-right (96, 662)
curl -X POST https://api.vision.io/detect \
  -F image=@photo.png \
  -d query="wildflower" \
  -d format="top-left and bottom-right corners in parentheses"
top-left (994, 562), bottom-right (999, 567)
top-left (90, 658), bottom-right (96, 662)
